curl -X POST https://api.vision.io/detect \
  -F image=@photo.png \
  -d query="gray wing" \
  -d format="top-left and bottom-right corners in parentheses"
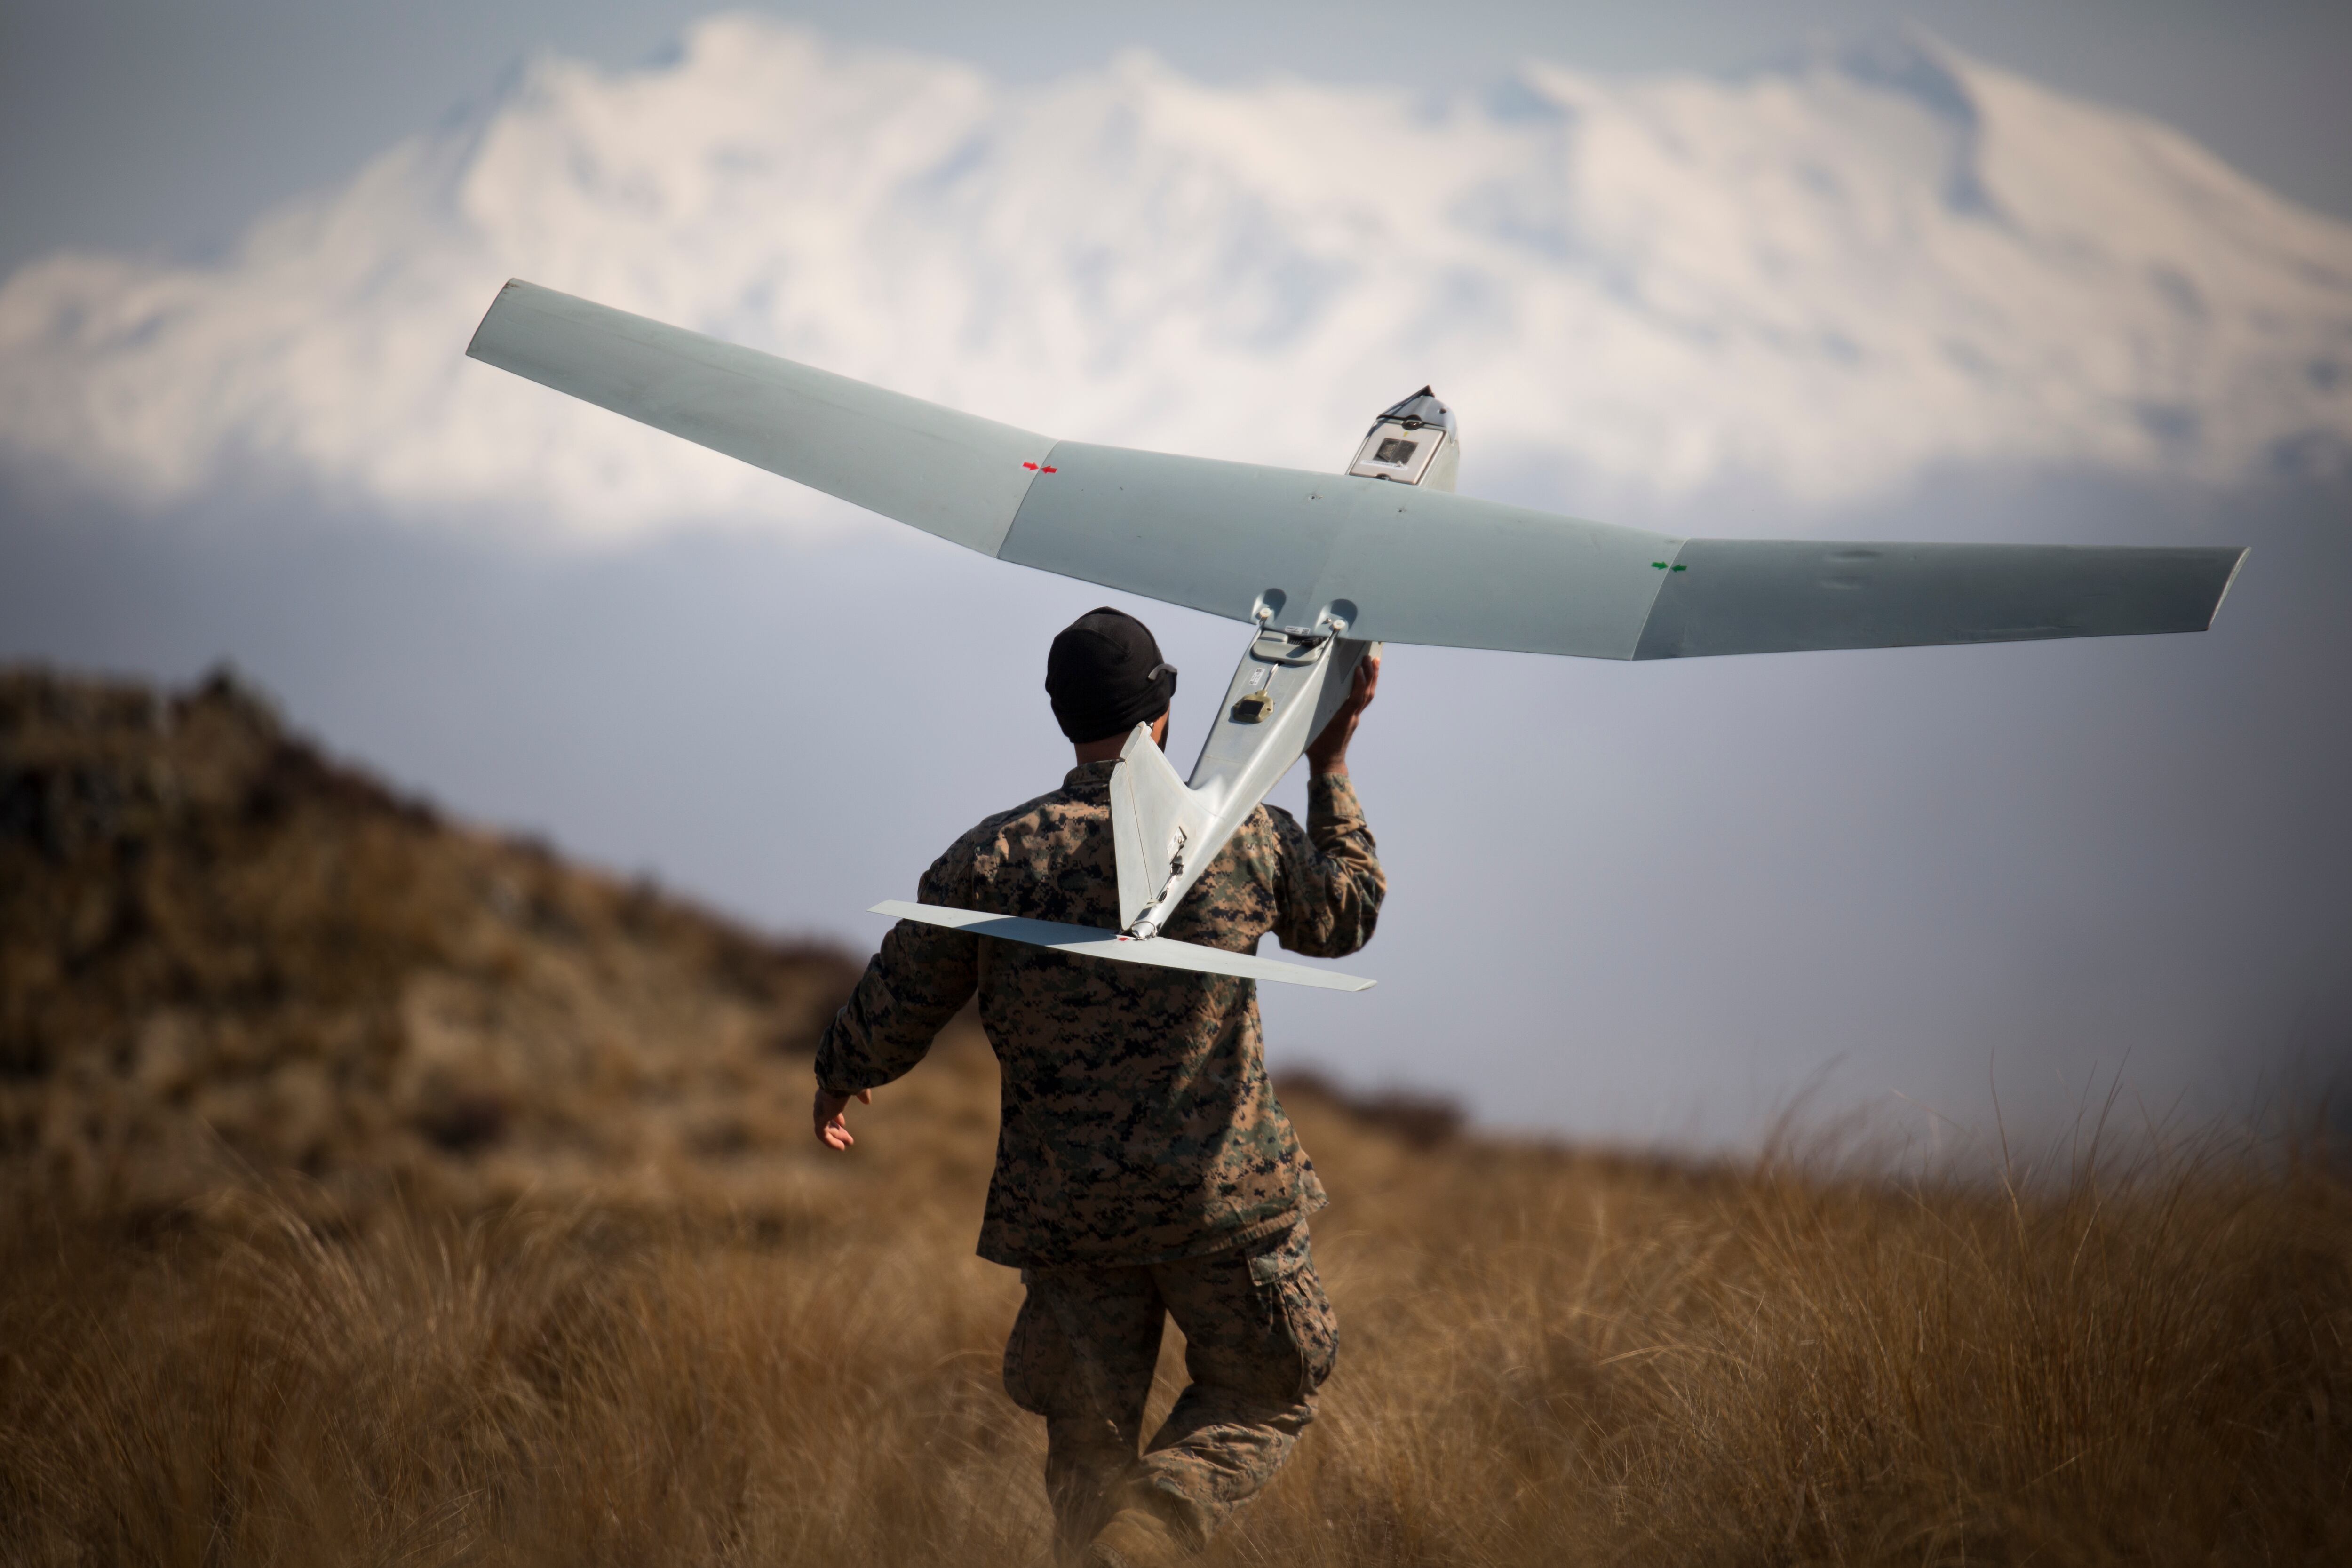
top-left (466, 281), bottom-right (2247, 659)
top-left (466, 279), bottom-right (1052, 554)
top-left (996, 442), bottom-right (1678, 656)
top-left (1630, 540), bottom-right (2247, 658)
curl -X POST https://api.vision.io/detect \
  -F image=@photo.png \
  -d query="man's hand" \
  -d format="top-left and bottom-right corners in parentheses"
top-left (1305, 650), bottom-right (1381, 776)
top-left (813, 1086), bottom-right (873, 1150)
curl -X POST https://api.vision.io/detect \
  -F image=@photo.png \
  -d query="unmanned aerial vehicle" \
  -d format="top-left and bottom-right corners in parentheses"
top-left (466, 281), bottom-right (2245, 991)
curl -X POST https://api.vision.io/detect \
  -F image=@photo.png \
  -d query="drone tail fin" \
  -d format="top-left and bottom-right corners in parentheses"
top-left (1108, 722), bottom-right (1203, 933)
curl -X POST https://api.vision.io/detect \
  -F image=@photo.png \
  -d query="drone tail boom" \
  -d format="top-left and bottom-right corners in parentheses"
top-left (869, 901), bottom-right (1373, 992)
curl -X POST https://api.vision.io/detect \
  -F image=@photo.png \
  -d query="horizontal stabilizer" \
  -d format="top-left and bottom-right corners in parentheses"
top-left (870, 901), bottom-right (1374, 992)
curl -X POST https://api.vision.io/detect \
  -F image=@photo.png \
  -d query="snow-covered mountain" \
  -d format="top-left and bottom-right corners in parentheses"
top-left (3, 15), bottom-right (2348, 540)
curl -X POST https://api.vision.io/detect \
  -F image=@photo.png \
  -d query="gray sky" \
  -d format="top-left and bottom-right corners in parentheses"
top-left (5, 461), bottom-right (2344, 1153)
top-left (3, 0), bottom-right (2351, 281)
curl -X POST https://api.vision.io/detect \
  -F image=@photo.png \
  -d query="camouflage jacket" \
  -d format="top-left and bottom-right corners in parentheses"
top-left (814, 761), bottom-right (1383, 1268)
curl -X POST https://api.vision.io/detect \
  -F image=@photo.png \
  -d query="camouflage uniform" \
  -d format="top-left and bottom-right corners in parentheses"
top-left (814, 761), bottom-right (1381, 1551)
top-left (1006, 1220), bottom-right (1337, 1553)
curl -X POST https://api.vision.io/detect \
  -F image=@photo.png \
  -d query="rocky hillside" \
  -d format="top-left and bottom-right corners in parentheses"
top-left (0, 665), bottom-right (869, 1218)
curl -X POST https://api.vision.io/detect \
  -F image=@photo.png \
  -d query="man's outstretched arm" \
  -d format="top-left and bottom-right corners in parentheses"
top-left (810, 858), bottom-right (981, 1149)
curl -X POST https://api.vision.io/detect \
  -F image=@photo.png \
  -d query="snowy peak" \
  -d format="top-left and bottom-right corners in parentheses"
top-left (1, 14), bottom-right (2346, 540)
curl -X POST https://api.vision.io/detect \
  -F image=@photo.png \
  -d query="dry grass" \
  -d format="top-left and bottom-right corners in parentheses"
top-left (4, 667), bottom-right (2349, 1564)
top-left (3, 1090), bottom-right (2346, 1566)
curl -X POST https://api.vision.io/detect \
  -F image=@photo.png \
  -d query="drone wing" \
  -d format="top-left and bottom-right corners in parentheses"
top-left (466, 279), bottom-right (1052, 556)
top-left (1627, 539), bottom-right (2246, 657)
top-left (468, 281), bottom-right (2247, 657)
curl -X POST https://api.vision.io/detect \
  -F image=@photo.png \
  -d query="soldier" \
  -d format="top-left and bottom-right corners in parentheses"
top-left (811, 605), bottom-right (1383, 1567)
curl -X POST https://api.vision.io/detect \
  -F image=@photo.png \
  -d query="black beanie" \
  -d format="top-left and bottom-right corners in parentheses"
top-left (1045, 607), bottom-right (1177, 743)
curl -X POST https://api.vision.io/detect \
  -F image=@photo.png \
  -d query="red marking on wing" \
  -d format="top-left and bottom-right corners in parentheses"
top-left (1022, 462), bottom-right (1039, 470)
top-left (1041, 465), bottom-right (1058, 473)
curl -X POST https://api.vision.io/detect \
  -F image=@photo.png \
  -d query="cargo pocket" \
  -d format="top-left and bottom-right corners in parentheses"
top-left (1002, 1269), bottom-right (1060, 1416)
top-left (1245, 1226), bottom-right (1339, 1403)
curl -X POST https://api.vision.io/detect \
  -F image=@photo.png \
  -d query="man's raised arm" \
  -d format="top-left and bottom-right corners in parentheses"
top-left (1276, 654), bottom-right (1386, 960)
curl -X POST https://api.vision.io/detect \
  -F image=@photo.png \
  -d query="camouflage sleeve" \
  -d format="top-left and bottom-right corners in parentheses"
top-left (811, 850), bottom-right (981, 1094)
top-left (1270, 772), bottom-right (1385, 959)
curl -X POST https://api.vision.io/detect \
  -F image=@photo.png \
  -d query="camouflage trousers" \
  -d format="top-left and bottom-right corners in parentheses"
top-left (1002, 1221), bottom-right (1338, 1558)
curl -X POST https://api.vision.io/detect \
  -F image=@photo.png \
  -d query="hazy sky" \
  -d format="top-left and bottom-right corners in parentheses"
top-left (3, 0), bottom-right (2351, 281)
top-left (8, 463), bottom-right (2347, 1151)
